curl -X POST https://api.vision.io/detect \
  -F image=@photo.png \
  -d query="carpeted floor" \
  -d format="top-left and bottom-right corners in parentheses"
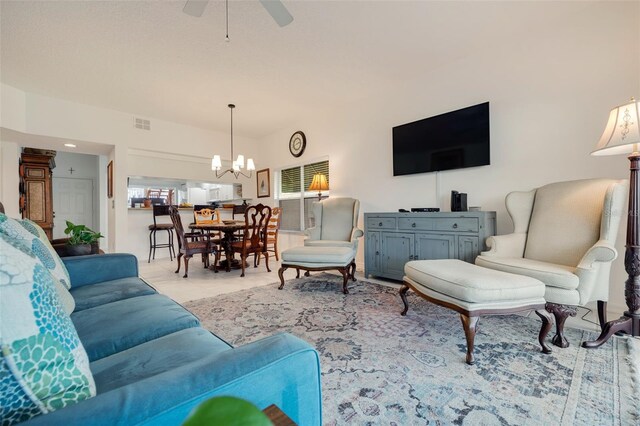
top-left (184, 274), bottom-right (638, 425)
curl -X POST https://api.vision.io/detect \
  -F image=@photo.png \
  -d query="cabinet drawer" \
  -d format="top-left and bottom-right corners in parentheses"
top-left (367, 217), bottom-right (396, 229)
top-left (434, 218), bottom-right (478, 232)
top-left (398, 217), bottom-right (434, 230)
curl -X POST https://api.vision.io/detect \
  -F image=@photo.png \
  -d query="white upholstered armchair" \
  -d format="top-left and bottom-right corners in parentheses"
top-left (304, 197), bottom-right (363, 250)
top-left (475, 178), bottom-right (627, 348)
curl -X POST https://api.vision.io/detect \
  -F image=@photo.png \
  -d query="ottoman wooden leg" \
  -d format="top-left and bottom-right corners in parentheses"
top-left (399, 284), bottom-right (410, 316)
top-left (535, 309), bottom-right (553, 354)
top-left (460, 314), bottom-right (479, 365)
top-left (278, 266), bottom-right (289, 290)
top-left (295, 268), bottom-right (300, 278)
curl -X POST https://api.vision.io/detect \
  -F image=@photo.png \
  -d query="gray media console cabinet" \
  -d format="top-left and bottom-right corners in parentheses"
top-left (364, 211), bottom-right (496, 281)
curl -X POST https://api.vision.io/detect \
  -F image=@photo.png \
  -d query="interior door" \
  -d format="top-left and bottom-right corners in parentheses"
top-left (52, 178), bottom-right (94, 239)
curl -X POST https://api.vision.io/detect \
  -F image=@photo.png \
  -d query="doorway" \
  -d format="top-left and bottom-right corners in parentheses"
top-left (52, 178), bottom-right (94, 239)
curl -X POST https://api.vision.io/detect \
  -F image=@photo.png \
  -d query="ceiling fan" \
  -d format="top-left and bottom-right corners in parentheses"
top-left (183, 0), bottom-right (293, 27)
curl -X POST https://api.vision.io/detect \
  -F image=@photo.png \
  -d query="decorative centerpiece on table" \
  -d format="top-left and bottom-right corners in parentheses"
top-left (63, 220), bottom-right (104, 256)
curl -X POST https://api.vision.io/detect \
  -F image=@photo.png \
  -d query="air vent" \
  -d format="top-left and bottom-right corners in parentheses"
top-left (134, 117), bottom-right (151, 130)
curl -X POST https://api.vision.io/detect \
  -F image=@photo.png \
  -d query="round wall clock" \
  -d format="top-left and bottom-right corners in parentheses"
top-left (289, 131), bottom-right (306, 157)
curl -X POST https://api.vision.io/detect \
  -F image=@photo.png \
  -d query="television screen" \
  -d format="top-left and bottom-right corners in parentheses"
top-left (392, 102), bottom-right (490, 176)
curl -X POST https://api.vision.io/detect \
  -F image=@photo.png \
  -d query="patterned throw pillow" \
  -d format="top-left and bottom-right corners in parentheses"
top-left (0, 234), bottom-right (96, 425)
top-left (0, 214), bottom-right (71, 289)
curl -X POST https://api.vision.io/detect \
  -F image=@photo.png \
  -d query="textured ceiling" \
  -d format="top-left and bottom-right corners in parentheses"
top-left (1, 1), bottom-right (584, 138)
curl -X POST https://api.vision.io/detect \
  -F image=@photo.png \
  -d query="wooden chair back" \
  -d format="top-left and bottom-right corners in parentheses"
top-left (266, 207), bottom-right (281, 242)
top-left (242, 204), bottom-right (271, 251)
top-left (194, 207), bottom-right (220, 225)
top-left (168, 206), bottom-right (187, 250)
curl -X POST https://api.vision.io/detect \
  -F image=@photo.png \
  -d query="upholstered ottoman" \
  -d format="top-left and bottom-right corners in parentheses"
top-left (278, 246), bottom-right (356, 294)
top-left (401, 259), bottom-right (553, 365)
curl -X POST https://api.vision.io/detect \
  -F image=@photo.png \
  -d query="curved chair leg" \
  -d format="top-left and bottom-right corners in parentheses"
top-left (399, 284), bottom-right (410, 315)
top-left (546, 303), bottom-right (577, 348)
top-left (152, 229), bottom-right (157, 261)
top-left (240, 253), bottom-right (246, 277)
top-left (166, 229), bottom-right (173, 261)
top-left (350, 261), bottom-right (357, 282)
top-left (148, 230), bottom-right (153, 263)
top-left (274, 240), bottom-right (279, 261)
top-left (264, 252), bottom-right (271, 273)
top-left (304, 271), bottom-right (310, 277)
top-left (460, 314), bottom-right (479, 365)
top-left (183, 255), bottom-right (191, 278)
top-left (175, 253), bottom-right (183, 274)
top-left (296, 269), bottom-right (300, 278)
top-left (338, 267), bottom-right (349, 294)
top-left (535, 309), bottom-right (553, 354)
top-left (278, 266), bottom-right (289, 290)
top-left (254, 253), bottom-right (258, 268)
top-left (597, 300), bottom-right (607, 330)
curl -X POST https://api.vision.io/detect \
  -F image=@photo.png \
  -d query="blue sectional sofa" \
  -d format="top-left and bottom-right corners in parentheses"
top-left (20, 253), bottom-right (322, 425)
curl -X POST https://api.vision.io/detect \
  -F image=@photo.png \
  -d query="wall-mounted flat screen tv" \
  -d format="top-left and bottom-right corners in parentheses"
top-left (392, 102), bottom-right (490, 176)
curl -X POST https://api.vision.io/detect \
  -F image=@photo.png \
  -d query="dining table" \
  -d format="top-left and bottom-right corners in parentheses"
top-left (189, 220), bottom-right (246, 271)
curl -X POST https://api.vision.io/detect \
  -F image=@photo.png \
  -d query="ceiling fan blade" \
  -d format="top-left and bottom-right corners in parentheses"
top-left (259, 0), bottom-right (293, 27)
top-left (183, 0), bottom-right (209, 17)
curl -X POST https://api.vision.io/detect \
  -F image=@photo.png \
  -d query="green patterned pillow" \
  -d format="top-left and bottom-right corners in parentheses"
top-left (0, 233), bottom-right (96, 425)
top-left (0, 214), bottom-right (71, 289)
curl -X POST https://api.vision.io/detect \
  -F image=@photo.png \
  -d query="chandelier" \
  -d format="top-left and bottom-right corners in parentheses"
top-left (211, 104), bottom-right (255, 178)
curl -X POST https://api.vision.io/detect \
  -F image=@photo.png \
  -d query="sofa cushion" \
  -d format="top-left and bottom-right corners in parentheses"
top-left (72, 294), bottom-right (200, 361)
top-left (70, 277), bottom-right (157, 312)
top-left (91, 328), bottom-right (232, 393)
top-left (0, 234), bottom-right (95, 425)
top-left (0, 214), bottom-right (71, 289)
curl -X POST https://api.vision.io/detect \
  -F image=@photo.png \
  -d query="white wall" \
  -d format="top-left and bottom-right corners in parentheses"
top-left (0, 141), bottom-right (21, 217)
top-left (0, 84), bottom-right (260, 252)
top-left (257, 2), bottom-right (640, 316)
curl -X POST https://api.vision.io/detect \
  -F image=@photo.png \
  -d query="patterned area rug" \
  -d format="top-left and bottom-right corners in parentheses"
top-left (184, 274), bottom-right (637, 425)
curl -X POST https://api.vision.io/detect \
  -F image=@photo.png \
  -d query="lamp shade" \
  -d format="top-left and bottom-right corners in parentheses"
top-left (246, 158), bottom-right (255, 171)
top-left (308, 173), bottom-right (329, 191)
top-left (592, 98), bottom-right (640, 156)
top-left (212, 155), bottom-right (222, 170)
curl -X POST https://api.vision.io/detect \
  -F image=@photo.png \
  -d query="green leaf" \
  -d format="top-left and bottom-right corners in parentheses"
top-left (182, 397), bottom-right (273, 426)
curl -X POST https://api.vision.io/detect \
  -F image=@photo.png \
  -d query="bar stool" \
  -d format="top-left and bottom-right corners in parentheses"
top-left (148, 204), bottom-right (176, 262)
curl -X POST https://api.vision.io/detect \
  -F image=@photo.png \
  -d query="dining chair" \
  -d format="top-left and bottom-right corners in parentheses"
top-left (258, 206), bottom-right (281, 264)
top-left (230, 204), bottom-right (271, 277)
top-left (148, 204), bottom-right (175, 263)
top-left (194, 206), bottom-right (223, 241)
top-left (169, 206), bottom-right (218, 278)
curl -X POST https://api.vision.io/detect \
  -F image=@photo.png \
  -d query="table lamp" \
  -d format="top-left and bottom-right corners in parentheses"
top-left (583, 97), bottom-right (640, 348)
top-left (308, 173), bottom-right (329, 201)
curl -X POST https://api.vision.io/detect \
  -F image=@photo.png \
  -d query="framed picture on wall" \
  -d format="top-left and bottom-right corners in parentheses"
top-left (107, 161), bottom-right (114, 198)
top-left (256, 168), bottom-right (270, 198)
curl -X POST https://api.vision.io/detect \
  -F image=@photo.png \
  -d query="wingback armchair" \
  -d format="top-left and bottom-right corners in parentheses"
top-left (304, 197), bottom-right (363, 251)
top-left (475, 178), bottom-right (627, 348)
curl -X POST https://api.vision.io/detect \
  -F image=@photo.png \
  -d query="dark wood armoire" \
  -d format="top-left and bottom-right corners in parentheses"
top-left (20, 150), bottom-right (56, 239)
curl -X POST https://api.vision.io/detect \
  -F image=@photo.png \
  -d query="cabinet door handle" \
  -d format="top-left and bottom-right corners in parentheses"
top-left (411, 223), bottom-right (416, 228)
top-left (408, 255), bottom-right (414, 260)
top-left (379, 222), bottom-right (383, 227)
top-left (375, 251), bottom-right (379, 255)
top-left (452, 223), bottom-right (458, 229)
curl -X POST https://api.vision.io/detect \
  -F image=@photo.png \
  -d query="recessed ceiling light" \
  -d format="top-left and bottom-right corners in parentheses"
top-left (64, 143), bottom-right (76, 148)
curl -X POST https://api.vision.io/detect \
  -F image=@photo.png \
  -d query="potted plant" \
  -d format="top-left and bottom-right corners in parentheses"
top-left (64, 220), bottom-right (104, 256)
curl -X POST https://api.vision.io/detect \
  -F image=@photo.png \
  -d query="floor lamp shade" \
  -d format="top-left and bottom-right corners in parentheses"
top-left (583, 97), bottom-right (640, 348)
top-left (592, 98), bottom-right (640, 155)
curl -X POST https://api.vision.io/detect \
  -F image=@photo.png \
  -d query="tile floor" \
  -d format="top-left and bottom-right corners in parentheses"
top-left (140, 252), bottom-right (603, 334)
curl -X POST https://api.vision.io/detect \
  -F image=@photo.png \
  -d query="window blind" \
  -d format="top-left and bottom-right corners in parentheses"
top-left (280, 166), bottom-right (301, 194)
